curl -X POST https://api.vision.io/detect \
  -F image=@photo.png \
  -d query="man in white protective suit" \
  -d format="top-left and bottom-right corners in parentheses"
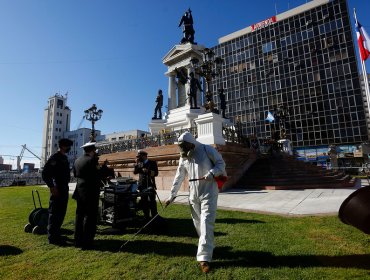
top-left (165, 131), bottom-right (226, 273)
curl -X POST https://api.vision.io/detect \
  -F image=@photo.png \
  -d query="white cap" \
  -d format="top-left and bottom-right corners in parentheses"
top-left (80, 141), bottom-right (96, 148)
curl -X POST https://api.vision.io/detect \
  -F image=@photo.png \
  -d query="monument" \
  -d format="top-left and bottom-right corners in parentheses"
top-left (148, 8), bottom-right (229, 145)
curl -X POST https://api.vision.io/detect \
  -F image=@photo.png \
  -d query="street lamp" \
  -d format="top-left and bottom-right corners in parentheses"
top-left (84, 104), bottom-right (103, 142)
top-left (275, 105), bottom-right (289, 139)
top-left (190, 48), bottom-right (223, 112)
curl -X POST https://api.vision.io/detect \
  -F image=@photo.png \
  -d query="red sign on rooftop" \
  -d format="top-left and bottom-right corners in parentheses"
top-left (251, 16), bottom-right (277, 31)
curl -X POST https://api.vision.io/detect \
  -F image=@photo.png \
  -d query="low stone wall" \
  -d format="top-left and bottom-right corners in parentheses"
top-left (99, 143), bottom-right (256, 192)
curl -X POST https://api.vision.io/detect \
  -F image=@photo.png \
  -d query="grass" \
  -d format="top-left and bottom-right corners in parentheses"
top-left (1, 186), bottom-right (370, 280)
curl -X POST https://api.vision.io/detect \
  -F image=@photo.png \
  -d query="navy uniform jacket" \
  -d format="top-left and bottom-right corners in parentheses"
top-left (42, 151), bottom-right (70, 191)
top-left (73, 154), bottom-right (101, 200)
top-left (134, 159), bottom-right (158, 189)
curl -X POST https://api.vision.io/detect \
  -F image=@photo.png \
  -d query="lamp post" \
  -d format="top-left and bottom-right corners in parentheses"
top-left (84, 104), bottom-right (103, 142)
top-left (190, 48), bottom-right (223, 112)
top-left (276, 105), bottom-right (289, 139)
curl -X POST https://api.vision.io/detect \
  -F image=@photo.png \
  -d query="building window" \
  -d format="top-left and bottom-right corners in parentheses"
top-left (262, 41), bottom-right (276, 53)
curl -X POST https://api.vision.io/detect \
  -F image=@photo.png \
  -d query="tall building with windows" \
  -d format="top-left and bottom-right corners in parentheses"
top-left (41, 94), bottom-right (71, 167)
top-left (211, 0), bottom-right (368, 150)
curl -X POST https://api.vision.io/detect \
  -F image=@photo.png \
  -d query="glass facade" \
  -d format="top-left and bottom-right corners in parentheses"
top-left (211, 0), bottom-right (368, 148)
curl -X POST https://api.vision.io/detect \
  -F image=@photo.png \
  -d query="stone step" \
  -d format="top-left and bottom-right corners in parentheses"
top-left (236, 154), bottom-right (356, 190)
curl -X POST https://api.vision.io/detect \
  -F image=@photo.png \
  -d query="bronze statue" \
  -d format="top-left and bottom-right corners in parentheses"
top-left (218, 88), bottom-right (227, 118)
top-left (175, 67), bottom-right (188, 85)
top-left (188, 72), bottom-right (202, 109)
top-left (178, 8), bottom-right (195, 44)
top-left (153, 89), bottom-right (163, 119)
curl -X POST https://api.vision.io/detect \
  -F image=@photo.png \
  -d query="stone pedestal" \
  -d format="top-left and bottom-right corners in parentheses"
top-left (165, 105), bottom-right (205, 131)
top-left (194, 112), bottom-right (225, 145)
top-left (148, 118), bottom-right (166, 135)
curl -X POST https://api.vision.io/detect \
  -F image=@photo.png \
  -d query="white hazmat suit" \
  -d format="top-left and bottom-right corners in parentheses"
top-left (167, 132), bottom-right (226, 262)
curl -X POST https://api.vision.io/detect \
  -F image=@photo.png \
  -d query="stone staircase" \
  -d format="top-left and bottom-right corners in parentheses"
top-left (236, 154), bottom-right (358, 190)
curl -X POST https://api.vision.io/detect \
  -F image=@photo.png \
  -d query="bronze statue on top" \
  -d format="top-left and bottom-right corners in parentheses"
top-left (178, 8), bottom-right (195, 44)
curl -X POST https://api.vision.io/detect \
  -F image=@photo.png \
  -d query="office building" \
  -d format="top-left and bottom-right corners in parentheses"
top-left (41, 94), bottom-right (71, 167)
top-left (211, 0), bottom-right (368, 151)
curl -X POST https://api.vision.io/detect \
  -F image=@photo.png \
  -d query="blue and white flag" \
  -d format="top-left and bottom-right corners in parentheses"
top-left (265, 111), bottom-right (275, 122)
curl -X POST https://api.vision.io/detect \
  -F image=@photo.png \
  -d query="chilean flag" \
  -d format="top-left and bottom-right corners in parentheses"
top-left (356, 20), bottom-right (370, 61)
top-left (265, 111), bottom-right (275, 122)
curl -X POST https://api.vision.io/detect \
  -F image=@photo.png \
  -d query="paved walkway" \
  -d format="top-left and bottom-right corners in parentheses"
top-left (68, 179), bottom-right (368, 216)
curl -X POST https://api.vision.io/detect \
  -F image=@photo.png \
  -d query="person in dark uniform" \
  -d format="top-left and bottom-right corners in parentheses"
top-left (72, 141), bottom-right (101, 249)
top-left (42, 138), bottom-right (73, 245)
top-left (134, 150), bottom-right (158, 220)
top-left (189, 72), bottom-right (202, 109)
top-left (153, 89), bottom-right (163, 120)
top-left (99, 159), bottom-right (114, 185)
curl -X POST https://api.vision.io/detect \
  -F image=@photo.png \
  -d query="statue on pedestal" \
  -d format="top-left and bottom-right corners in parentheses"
top-left (153, 89), bottom-right (163, 119)
top-left (178, 8), bottom-right (195, 44)
top-left (188, 72), bottom-right (202, 109)
top-left (218, 88), bottom-right (227, 118)
top-left (175, 67), bottom-right (188, 85)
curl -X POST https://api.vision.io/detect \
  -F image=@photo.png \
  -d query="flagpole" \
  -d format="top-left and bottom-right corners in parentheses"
top-left (361, 59), bottom-right (370, 118)
top-left (354, 8), bottom-right (370, 122)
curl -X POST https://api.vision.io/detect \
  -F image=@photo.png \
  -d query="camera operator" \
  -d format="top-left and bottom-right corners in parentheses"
top-left (133, 150), bottom-right (159, 221)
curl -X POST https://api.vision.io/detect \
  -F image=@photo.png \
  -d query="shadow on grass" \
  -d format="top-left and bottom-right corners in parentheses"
top-left (82, 240), bottom-right (370, 270)
top-left (0, 245), bottom-right (23, 256)
top-left (98, 218), bottom-right (226, 238)
top-left (216, 218), bottom-right (265, 224)
top-left (213, 247), bottom-right (370, 270)
top-left (94, 239), bottom-right (197, 255)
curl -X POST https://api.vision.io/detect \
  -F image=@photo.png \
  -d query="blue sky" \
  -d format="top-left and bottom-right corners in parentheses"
top-left (0, 0), bottom-right (369, 168)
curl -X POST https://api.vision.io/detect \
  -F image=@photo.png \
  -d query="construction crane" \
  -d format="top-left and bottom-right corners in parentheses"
top-left (17, 144), bottom-right (41, 172)
top-left (75, 116), bottom-right (85, 130)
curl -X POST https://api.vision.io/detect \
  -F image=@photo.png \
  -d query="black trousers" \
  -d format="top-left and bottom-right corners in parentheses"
top-left (48, 189), bottom-right (69, 242)
top-left (140, 191), bottom-right (158, 219)
top-left (74, 194), bottom-right (99, 247)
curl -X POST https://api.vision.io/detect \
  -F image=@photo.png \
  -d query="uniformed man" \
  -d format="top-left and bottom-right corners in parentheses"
top-left (72, 141), bottom-right (101, 249)
top-left (42, 138), bottom-right (73, 245)
top-left (133, 150), bottom-right (158, 220)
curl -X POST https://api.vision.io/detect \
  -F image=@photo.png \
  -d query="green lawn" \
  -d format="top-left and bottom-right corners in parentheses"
top-left (1, 186), bottom-right (370, 280)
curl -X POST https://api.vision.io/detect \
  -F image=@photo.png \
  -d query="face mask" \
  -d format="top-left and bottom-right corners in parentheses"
top-left (179, 142), bottom-right (194, 158)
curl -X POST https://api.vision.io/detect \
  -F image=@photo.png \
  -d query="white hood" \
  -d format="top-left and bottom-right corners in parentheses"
top-left (178, 131), bottom-right (198, 145)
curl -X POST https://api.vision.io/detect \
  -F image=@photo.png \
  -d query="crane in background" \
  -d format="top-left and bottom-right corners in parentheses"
top-left (75, 116), bottom-right (85, 130)
top-left (17, 144), bottom-right (41, 172)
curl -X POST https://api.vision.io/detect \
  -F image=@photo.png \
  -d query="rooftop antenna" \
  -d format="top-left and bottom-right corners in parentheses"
top-left (275, 2), bottom-right (278, 15)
